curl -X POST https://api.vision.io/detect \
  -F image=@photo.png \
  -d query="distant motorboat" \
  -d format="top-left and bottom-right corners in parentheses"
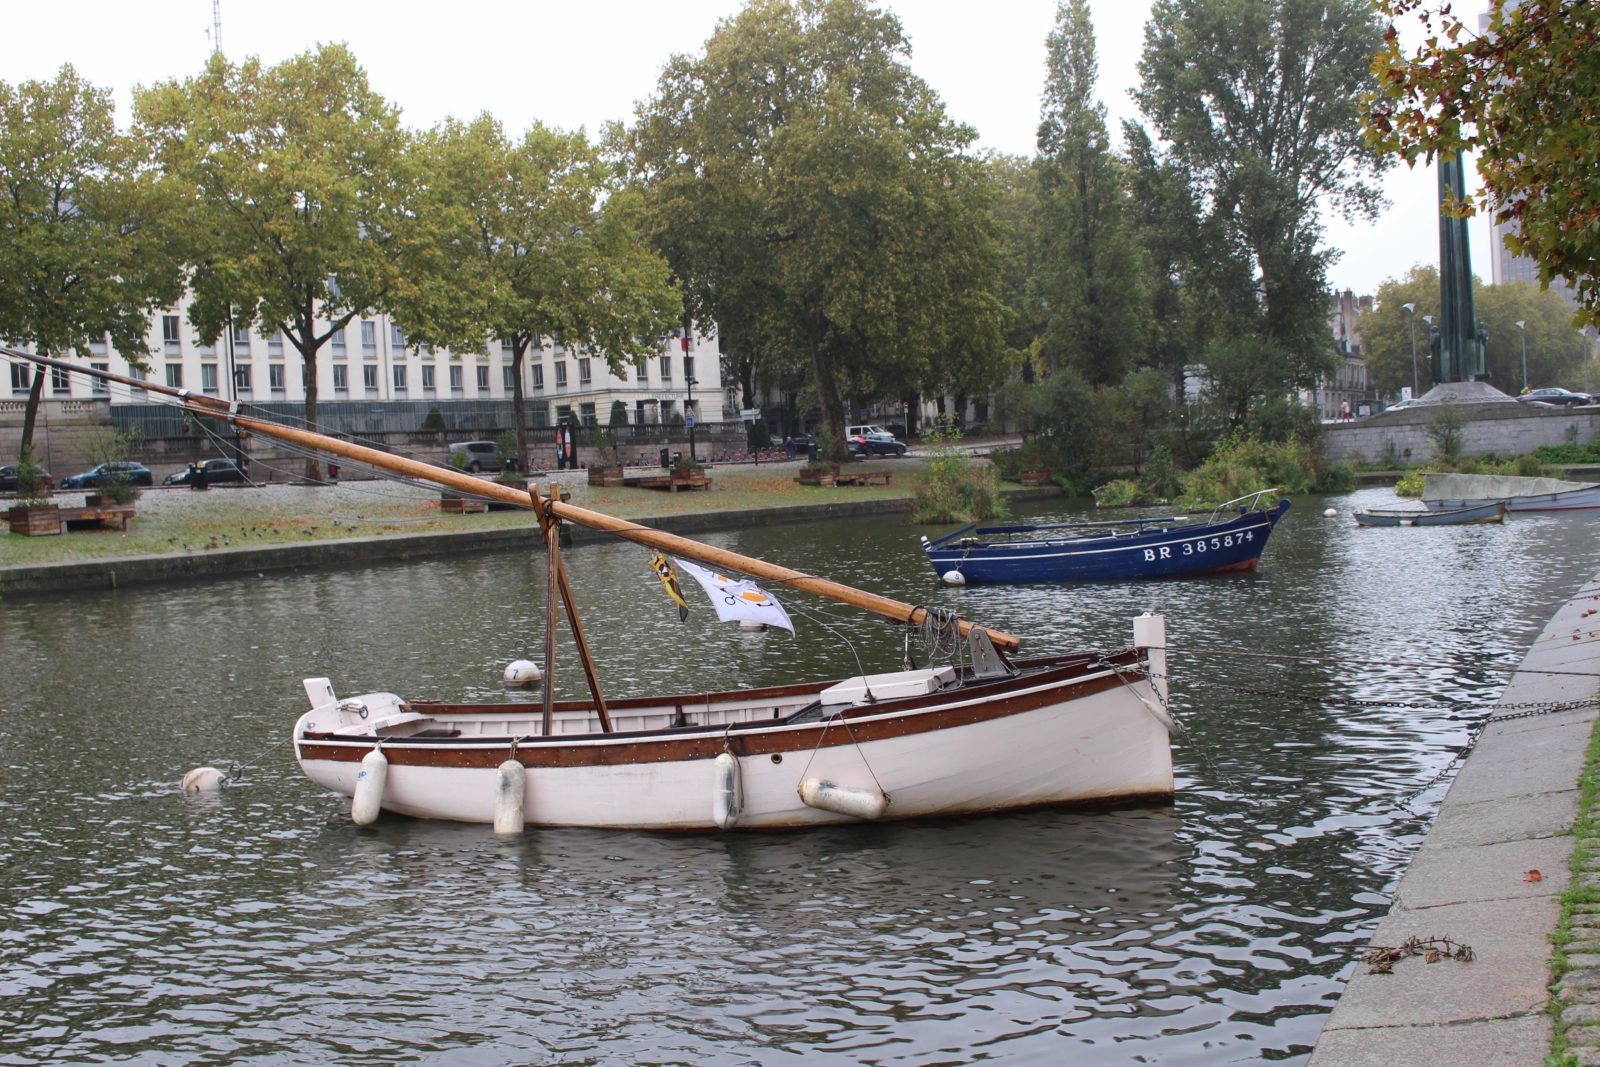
top-left (921, 491), bottom-right (1289, 585)
top-left (1422, 473), bottom-right (1600, 512)
top-left (1354, 500), bottom-right (1507, 527)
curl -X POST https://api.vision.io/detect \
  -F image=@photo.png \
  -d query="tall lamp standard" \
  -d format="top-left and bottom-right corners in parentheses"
top-left (1422, 314), bottom-right (1435, 383)
top-left (1515, 320), bottom-right (1528, 392)
top-left (685, 375), bottom-right (698, 462)
top-left (1402, 302), bottom-right (1418, 397)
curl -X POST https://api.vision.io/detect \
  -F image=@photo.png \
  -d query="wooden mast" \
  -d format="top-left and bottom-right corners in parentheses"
top-left (532, 483), bottom-right (613, 733)
top-left (2, 349), bottom-right (1022, 652)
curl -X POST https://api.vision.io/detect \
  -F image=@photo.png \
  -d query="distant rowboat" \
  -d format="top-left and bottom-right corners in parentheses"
top-left (1353, 500), bottom-right (1507, 527)
top-left (1422, 473), bottom-right (1600, 513)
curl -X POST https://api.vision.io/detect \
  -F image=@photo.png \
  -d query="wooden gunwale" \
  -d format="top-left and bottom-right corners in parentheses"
top-left (297, 653), bottom-right (1142, 769)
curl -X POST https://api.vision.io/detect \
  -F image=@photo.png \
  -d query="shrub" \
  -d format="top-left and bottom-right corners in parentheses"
top-left (1394, 471), bottom-right (1424, 497)
top-left (911, 427), bottom-right (1009, 524)
top-left (421, 406), bottom-right (446, 431)
top-left (1092, 480), bottom-right (1145, 507)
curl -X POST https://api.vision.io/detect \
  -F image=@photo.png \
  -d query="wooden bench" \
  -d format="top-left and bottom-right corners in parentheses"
top-left (833, 470), bottom-right (892, 487)
top-left (440, 497), bottom-right (489, 514)
top-left (57, 505), bottom-right (136, 531)
top-left (623, 472), bottom-right (713, 492)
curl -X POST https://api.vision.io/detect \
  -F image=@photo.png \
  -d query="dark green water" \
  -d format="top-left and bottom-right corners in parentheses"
top-left (2, 488), bottom-right (1594, 1064)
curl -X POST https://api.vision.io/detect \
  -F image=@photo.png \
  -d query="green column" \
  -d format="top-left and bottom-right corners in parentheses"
top-left (1436, 152), bottom-right (1487, 383)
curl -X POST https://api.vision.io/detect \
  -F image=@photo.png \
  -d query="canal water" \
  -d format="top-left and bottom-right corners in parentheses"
top-left (2, 488), bottom-right (1596, 1064)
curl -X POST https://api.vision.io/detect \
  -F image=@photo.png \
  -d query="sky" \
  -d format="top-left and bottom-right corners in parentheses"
top-left (2, 0), bottom-right (1489, 299)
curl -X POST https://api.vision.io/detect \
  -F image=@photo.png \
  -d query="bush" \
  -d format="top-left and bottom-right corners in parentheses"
top-left (421, 406), bottom-right (446, 431)
top-left (910, 428), bottom-right (1009, 524)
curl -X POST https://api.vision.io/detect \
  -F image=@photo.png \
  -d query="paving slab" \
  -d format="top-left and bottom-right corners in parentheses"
top-left (1309, 1015), bottom-right (1552, 1066)
top-left (1394, 834), bottom-right (1569, 910)
top-left (1424, 788), bottom-right (1580, 849)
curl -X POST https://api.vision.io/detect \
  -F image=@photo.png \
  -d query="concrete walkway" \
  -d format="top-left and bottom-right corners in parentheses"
top-left (1310, 572), bottom-right (1600, 1065)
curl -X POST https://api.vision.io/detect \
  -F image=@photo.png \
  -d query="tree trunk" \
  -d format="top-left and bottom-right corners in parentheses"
top-left (18, 366), bottom-right (47, 460)
top-left (512, 340), bottom-right (530, 470)
top-left (811, 339), bottom-right (847, 463)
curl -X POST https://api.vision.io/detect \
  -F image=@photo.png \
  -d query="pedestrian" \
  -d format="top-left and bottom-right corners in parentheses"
top-left (1340, 400), bottom-right (1351, 421)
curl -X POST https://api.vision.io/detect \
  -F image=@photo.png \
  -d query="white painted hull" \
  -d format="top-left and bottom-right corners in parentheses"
top-left (292, 618), bottom-right (1175, 831)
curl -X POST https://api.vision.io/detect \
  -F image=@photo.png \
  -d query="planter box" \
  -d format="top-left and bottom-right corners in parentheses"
top-left (8, 504), bottom-right (62, 536)
top-left (588, 466), bottom-right (627, 487)
top-left (796, 466), bottom-right (840, 487)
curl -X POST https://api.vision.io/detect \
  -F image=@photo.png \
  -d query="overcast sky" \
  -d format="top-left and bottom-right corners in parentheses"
top-left (3, 0), bottom-right (1489, 299)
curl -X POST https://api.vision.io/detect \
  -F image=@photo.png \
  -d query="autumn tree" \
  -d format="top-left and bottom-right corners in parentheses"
top-left (1369, 0), bottom-right (1600, 325)
top-left (401, 114), bottom-right (679, 469)
top-left (624, 0), bottom-right (1007, 459)
top-left (0, 65), bottom-right (181, 460)
top-left (1135, 0), bottom-right (1392, 417)
top-left (134, 44), bottom-right (413, 480)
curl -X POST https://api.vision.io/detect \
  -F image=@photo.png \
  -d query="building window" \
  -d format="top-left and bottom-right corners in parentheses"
top-left (269, 365), bottom-right (285, 393)
top-left (9, 363), bottom-right (29, 395)
top-left (88, 335), bottom-right (108, 355)
top-left (201, 364), bottom-right (219, 394)
top-left (128, 366), bottom-right (147, 397)
top-left (166, 364), bottom-right (183, 389)
top-left (556, 404), bottom-right (574, 425)
top-left (333, 364), bottom-right (348, 392)
top-left (91, 364), bottom-right (109, 394)
top-left (268, 330), bottom-right (284, 357)
top-left (476, 366), bottom-right (489, 391)
top-left (503, 366), bottom-right (517, 391)
top-left (232, 323), bottom-right (250, 349)
top-left (578, 358), bottom-right (592, 386)
top-left (362, 365), bottom-right (378, 392)
top-left (391, 323), bottom-right (406, 348)
top-left (580, 402), bottom-right (596, 425)
top-left (635, 358), bottom-right (648, 383)
top-left (360, 320), bottom-right (376, 355)
top-left (685, 356), bottom-right (695, 383)
top-left (659, 355), bottom-right (672, 381)
top-left (555, 362), bottom-right (568, 388)
top-left (449, 365), bottom-right (463, 393)
top-left (235, 365), bottom-right (252, 395)
top-left (163, 314), bottom-right (181, 355)
top-left (421, 364), bottom-right (435, 392)
top-left (501, 338), bottom-right (514, 356)
top-left (393, 365), bottom-right (407, 392)
top-left (531, 364), bottom-right (544, 390)
top-left (331, 328), bottom-right (346, 357)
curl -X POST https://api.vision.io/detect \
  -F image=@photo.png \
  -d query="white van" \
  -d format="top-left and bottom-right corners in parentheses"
top-left (846, 425), bottom-right (906, 457)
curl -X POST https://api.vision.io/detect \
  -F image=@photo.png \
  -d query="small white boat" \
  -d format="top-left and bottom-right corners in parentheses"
top-left (1422, 473), bottom-right (1600, 512)
top-left (1354, 500), bottom-right (1507, 527)
top-left (8, 347), bottom-right (1180, 832)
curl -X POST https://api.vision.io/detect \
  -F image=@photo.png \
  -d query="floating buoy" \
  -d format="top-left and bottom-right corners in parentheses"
top-left (351, 746), bottom-right (388, 826)
top-left (798, 777), bottom-right (888, 820)
top-left (941, 570), bottom-right (967, 586)
top-left (180, 766), bottom-right (228, 794)
top-left (502, 660), bottom-right (543, 687)
top-left (493, 759), bottom-right (526, 835)
top-left (1323, 508), bottom-right (1338, 517)
top-left (712, 752), bottom-right (743, 830)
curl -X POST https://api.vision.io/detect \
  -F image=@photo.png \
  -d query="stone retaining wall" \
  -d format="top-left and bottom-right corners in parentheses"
top-left (1322, 403), bottom-right (1600, 466)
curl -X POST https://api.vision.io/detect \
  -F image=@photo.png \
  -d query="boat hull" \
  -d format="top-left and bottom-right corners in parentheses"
top-left (1354, 501), bottom-right (1506, 526)
top-left (924, 500), bottom-right (1289, 584)
top-left (1421, 473), bottom-right (1600, 512)
top-left (293, 647), bottom-right (1174, 830)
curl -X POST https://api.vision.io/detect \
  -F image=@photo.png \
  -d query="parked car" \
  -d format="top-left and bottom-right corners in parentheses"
top-left (1518, 387), bottom-right (1590, 408)
top-left (0, 464), bottom-right (54, 494)
top-left (845, 424), bottom-right (907, 457)
top-left (60, 461), bottom-right (154, 489)
top-left (448, 440), bottom-right (510, 474)
top-left (163, 458), bottom-right (250, 486)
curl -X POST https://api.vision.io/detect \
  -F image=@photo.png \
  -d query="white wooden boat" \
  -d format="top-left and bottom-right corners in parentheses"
top-left (1353, 500), bottom-right (1507, 527)
top-left (5, 348), bottom-right (1178, 831)
top-left (1422, 473), bottom-right (1600, 512)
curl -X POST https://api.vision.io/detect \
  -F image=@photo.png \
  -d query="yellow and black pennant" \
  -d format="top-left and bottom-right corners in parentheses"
top-left (650, 550), bottom-right (690, 622)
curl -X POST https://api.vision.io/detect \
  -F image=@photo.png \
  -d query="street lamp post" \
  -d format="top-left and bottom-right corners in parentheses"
top-left (1515, 320), bottom-right (1527, 392)
top-left (1402, 303), bottom-right (1418, 398)
top-left (1422, 314), bottom-right (1435, 386)
top-left (686, 376), bottom-right (697, 462)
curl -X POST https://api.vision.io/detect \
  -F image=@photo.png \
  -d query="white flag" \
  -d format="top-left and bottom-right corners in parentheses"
top-left (673, 557), bottom-right (795, 634)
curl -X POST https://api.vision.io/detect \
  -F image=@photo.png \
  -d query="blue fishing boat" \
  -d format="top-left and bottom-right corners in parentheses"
top-left (922, 491), bottom-right (1290, 586)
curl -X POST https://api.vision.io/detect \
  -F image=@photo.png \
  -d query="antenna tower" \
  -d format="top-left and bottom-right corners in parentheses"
top-left (211, 0), bottom-right (222, 55)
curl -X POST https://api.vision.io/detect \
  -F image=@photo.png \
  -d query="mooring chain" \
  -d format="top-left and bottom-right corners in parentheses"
top-left (1111, 662), bottom-right (1253, 800)
top-left (1146, 671), bottom-right (1599, 717)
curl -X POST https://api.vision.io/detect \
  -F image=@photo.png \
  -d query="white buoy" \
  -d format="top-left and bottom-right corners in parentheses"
top-left (712, 752), bottom-right (743, 829)
top-left (502, 659), bottom-right (543, 687)
top-left (1323, 507), bottom-right (1338, 517)
top-left (180, 766), bottom-right (228, 794)
top-left (941, 570), bottom-right (967, 586)
top-left (798, 777), bottom-right (888, 820)
top-left (351, 746), bottom-right (388, 826)
top-left (493, 759), bottom-right (526, 835)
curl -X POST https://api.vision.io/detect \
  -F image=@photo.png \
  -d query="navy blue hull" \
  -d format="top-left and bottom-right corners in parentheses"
top-left (925, 500), bottom-right (1290, 585)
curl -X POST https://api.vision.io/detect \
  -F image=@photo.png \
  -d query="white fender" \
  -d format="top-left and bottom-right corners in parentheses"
top-left (941, 570), bottom-right (966, 586)
top-left (493, 759), bottom-right (527, 835)
top-left (180, 766), bottom-right (227, 794)
top-left (712, 752), bottom-right (743, 829)
top-left (351, 746), bottom-right (388, 826)
top-left (798, 777), bottom-right (888, 820)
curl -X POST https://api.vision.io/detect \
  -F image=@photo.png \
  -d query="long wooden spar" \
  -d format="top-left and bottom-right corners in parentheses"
top-left (3, 348), bottom-right (1023, 652)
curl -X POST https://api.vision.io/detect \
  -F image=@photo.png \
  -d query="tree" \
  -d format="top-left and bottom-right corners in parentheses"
top-left (1369, 0), bottom-right (1600, 325)
top-left (0, 65), bottom-right (181, 459)
top-left (134, 44), bottom-right (413, 480)
top-left (625, 0), bottom-right (1008, 461)
top-left (1135, 0), bottom-right (1392, 405)
top-left (401, 114), bottom-right (679, 470)
top-left (1033, 0), bottom-right (1147, 386)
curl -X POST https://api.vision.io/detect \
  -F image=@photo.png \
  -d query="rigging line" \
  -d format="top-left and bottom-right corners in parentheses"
top-left (1160, 644), bottom-right (1600, 678)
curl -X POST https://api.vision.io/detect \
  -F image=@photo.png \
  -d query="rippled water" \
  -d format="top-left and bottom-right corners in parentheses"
top-left (1, 487), bottom-right (1595, 1064)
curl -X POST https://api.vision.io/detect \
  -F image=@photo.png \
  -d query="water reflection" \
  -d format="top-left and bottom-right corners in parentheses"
top-left (1, 487), bottom-right (1594, 1063)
